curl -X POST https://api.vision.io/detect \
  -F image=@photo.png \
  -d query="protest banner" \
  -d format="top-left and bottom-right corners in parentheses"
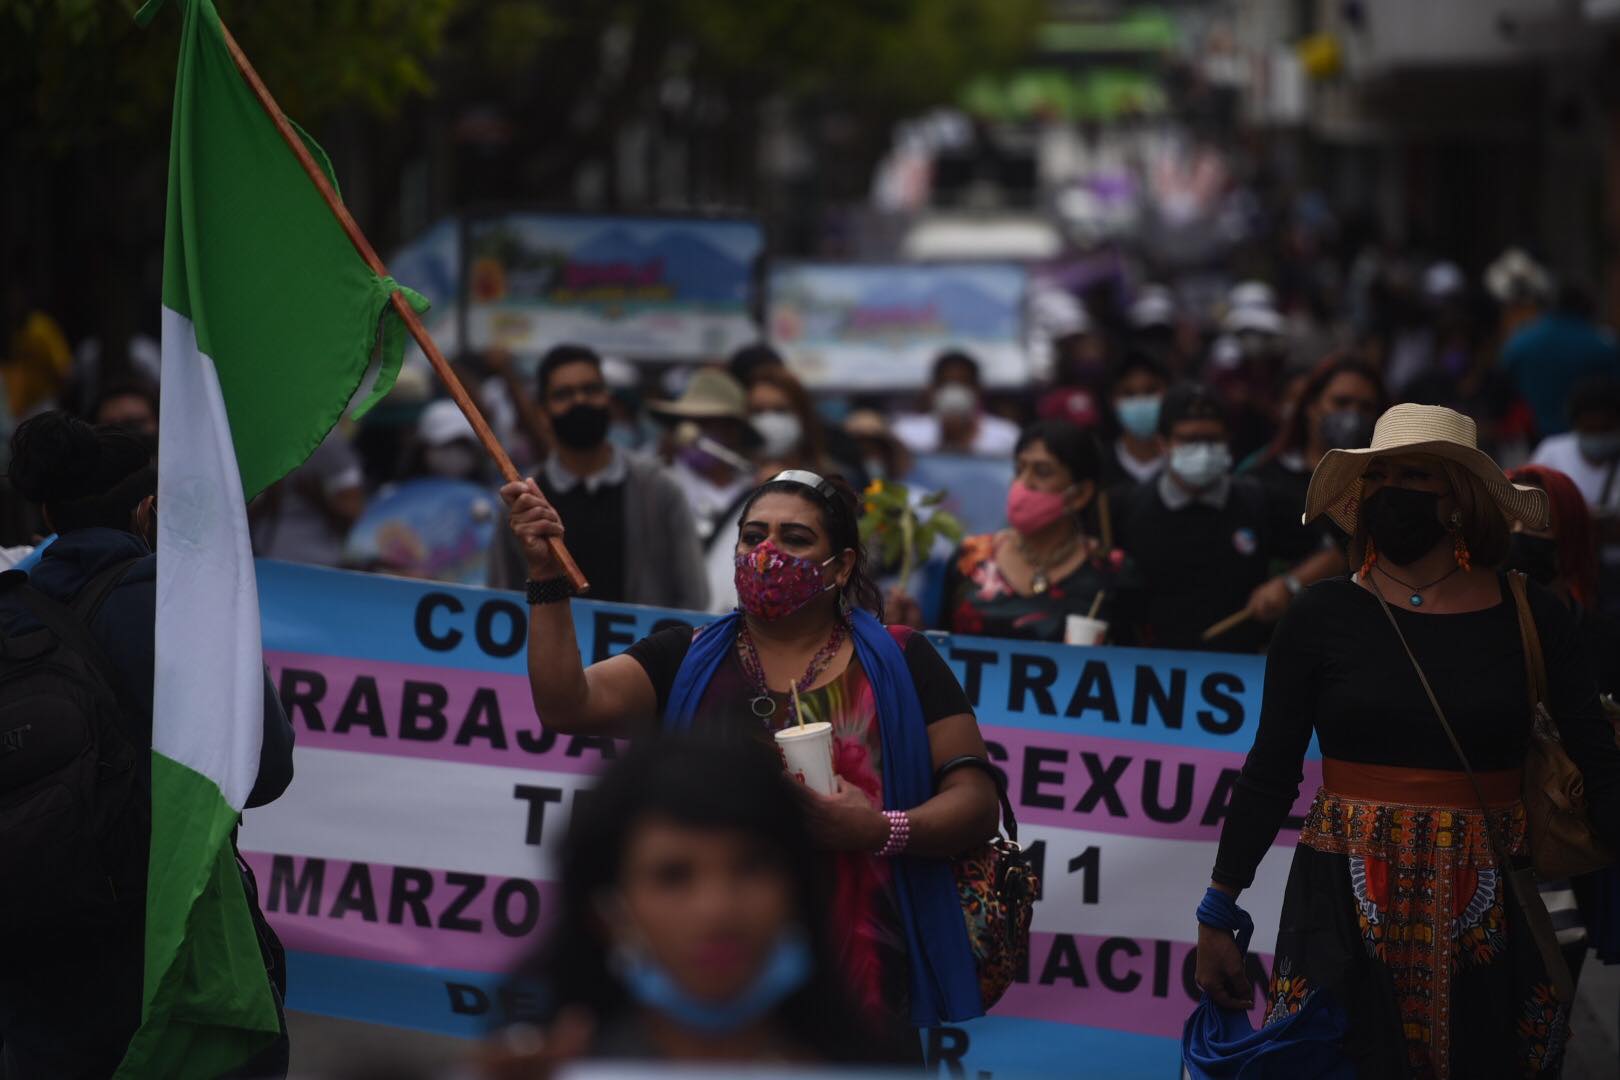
top-left (460, 211), bottom-right (763, 361)
top-left (343, 478), bottom-right (499, 585)
top-left (767, 262), bottom-right (1032, 390)
top-left (241, 562), bottom-right (1315, 1078)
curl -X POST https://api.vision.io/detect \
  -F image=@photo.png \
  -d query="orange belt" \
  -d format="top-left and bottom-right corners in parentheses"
top-left (1321, 759), bottom-right (1521, 808)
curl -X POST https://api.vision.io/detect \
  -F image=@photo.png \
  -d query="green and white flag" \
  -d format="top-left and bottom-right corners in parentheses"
top-left (124, 1), bottom-right (425, 1074)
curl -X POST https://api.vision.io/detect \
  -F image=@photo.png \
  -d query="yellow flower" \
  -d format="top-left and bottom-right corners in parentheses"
top-left (865, 479), bottom-right (884, 496)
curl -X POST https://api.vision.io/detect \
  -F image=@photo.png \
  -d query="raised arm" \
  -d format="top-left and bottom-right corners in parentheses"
top-left (502, 480), bottom-right (658, 737)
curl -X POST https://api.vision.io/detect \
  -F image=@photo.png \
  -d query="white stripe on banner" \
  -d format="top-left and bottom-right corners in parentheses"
top-left (240, 746), bottom-right (1298, 951)
top-left (238, 747), bottom-right (595, 879)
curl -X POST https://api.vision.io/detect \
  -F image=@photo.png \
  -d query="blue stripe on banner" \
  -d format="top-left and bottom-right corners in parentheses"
top-left (952, 1015), bottom-right (1183, 1080)
top-left (257, 560), bottom-right (714, 675)
top-left (284, 950), bottom-right (494, 1039)
top-left (256, 560), bottom-right (1289, 752)
top-left (284, 949), bottom-right (1188, 1077)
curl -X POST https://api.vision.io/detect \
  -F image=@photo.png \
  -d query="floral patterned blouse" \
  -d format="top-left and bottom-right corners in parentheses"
top-left (944, 531), bottom-right (1135, 642)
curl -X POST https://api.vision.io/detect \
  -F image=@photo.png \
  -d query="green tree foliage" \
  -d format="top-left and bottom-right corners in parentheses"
top-left (0, 0), bottom-right (457, 151)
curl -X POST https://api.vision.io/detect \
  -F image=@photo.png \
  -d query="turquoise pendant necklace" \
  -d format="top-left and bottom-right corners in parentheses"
top-left (1373, 563), bottom-right (1461, 607)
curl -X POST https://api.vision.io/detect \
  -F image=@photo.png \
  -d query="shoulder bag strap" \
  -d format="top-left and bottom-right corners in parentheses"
top-left (1368, 575), bottom-right (1575, 1000)
top-left (936, 753), bottom-right (1017, 844)
top-left (1506, 572), bottom-right (1548, 710)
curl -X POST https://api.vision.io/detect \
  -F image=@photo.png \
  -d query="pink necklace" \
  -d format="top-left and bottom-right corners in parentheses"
top-left (736, 619), bottom-right (847, 726)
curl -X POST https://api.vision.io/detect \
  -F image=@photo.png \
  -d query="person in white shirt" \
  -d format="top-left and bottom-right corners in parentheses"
top-left (1530, 376), bottom-right (1620, 514)
top-left (1531, 375), bottom-right (1620, 615)
top-left (893, 350), bottom-right (1019, 458)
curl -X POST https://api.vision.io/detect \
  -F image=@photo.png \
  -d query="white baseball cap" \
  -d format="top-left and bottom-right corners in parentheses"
top-left (418, 399), bottom-right (477, 446)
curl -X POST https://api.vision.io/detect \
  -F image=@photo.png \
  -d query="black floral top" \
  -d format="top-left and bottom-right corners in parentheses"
top-left (943, 532), bottom-right (1135, 643)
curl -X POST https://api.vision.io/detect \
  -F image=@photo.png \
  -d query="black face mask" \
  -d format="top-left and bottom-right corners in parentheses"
top-left (1318, 410), bottom-right (1374, 451)
top-left (551, 403), bottom-right (610, 450)
top-left (1507, 533), bottom-right (1560, 586)
top-left (1361, 486), bottom-right (1447, 566)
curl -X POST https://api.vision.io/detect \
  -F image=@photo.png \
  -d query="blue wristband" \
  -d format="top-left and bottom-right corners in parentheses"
top-left (1196, 886), bottom-right (1254, 954)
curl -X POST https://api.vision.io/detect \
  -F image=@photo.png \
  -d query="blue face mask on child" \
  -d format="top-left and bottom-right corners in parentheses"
top-left (614, 929), bottom-right (812, 1034)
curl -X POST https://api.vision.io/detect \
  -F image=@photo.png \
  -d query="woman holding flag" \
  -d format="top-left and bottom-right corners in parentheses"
top-left (501, 468), bottom-right (999, 1059)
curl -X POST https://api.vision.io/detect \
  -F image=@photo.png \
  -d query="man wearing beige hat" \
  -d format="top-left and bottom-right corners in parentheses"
top-left (649, 366), bottom-right (762, 548)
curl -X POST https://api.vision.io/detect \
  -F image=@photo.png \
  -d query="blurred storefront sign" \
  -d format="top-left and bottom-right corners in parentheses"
top-left (460, 211), bottom-right (764, 363)
top-left (769, 261), bottom-right (1031, 390)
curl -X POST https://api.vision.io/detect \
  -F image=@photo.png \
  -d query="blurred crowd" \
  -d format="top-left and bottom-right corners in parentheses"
top-left (8, 241), bottom-right (1618, 662)
top-left (12, 241), bottom-right (1620, 670)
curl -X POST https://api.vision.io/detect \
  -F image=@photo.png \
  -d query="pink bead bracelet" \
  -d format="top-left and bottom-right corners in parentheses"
top-left (876, 809), bottom-right (911, 857)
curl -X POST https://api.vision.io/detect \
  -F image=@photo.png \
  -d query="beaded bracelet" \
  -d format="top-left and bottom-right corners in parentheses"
top-left (875, 810), bottom-right (911, 857)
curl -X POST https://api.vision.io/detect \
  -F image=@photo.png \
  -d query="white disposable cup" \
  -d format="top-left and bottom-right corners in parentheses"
top-left (1064, 614), bottom-right (1109, 646)
top-left (774, 721), bottom-right (836, 796)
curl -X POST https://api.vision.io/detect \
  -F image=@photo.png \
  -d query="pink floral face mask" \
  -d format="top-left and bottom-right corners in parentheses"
top-left (734, 539), bottom-right (837, 620)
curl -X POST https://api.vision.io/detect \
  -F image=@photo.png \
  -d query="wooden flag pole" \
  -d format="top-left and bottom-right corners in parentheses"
top-left (216, 19), bottom-right (589, 594)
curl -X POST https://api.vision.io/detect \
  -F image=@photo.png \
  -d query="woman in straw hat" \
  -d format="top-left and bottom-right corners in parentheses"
top-left (1189, 404), bottom-right (1620, 1078)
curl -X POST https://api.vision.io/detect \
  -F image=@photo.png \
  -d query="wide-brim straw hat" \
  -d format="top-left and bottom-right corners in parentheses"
top-left (1303, 403), bottom-right (1549, 534)
top-left (649, 367), bottom-right (751, 423)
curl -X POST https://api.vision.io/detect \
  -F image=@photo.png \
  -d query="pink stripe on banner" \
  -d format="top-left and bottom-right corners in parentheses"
top-left (242, 851), bottom-right (549, 975)
top-left (981, 726), bottom-right (1320, 843)
top-left (266, 651), bottom-right (622, 774)
top-left (992, 932), bottom-right (1272, 1039)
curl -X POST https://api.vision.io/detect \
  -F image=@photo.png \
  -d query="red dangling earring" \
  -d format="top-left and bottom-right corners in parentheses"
top-left (1360, 537), bottom-right (1377, 578)
top-left (1450, 512), bottom-right (1471, 571)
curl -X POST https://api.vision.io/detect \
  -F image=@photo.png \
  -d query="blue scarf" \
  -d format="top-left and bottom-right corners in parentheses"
top-left (663, 608), bottom-right (983, 1026)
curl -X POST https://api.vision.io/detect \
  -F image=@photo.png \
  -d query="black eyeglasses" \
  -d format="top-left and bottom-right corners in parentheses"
top-left (548, 382), bottom-right (609, 406)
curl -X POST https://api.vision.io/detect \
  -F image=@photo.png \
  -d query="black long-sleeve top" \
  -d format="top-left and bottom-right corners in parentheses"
top-left (1212, 575), bottom-right (1620, 890)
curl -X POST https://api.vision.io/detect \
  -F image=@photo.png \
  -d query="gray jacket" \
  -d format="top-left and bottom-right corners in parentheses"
top-left (489, 449), bottom-right (710, 611)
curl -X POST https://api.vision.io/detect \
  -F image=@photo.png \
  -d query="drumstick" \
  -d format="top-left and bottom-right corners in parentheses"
top-left (1201, 608), bottom-right (1252, 642)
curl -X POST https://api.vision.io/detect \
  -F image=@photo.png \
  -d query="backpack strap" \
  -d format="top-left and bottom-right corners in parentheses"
top-left (0, 560), bottom-right (139, 718)
top-left (72, 558), bottom-right (141, 625)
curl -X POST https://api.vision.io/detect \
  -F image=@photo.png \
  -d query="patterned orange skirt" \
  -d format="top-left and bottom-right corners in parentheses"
top-left (1264, 785), bottom-right (1571, 1079)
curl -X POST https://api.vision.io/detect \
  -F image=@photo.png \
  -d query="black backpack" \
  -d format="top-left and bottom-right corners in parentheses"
top-left (0, 560), bottom-right (148, 944)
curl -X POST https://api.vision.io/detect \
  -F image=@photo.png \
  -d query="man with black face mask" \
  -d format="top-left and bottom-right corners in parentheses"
top-left (488, 344), bottom-right (708, 609)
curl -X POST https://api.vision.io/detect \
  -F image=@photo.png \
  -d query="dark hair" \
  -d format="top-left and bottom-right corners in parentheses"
top-left (931, 349), bottom-right (981, 388)
top-left (728, 343), bottom-right (786, 387)
top-left (1016, 419), bottom-right (1100, 485)
top-left (738, 472), bottom-right (883, 620)
top-left (1507, 464), bottom-right (1599, 607)
top-left (537, 343), bottom-right (602, 399)
top-left (518, 737), bottom-right (875, 1060)
top-left (1158, 383), bottom-right (1227, 437)
top-left (89, 377), bottom-right (160, 426)
top-left (748, 367), bottom-right (827, 465)
top-left (1258, 352), bottom-right (1385, 465)
top-left (1555, 282), bottom-right (1595, 319)
top-left (1107, 349), bottom-right (1168, 392)
top-left (9, 412), bottom-right (154, 532)
top-left (1569, 375), bottom-right (1620, 424)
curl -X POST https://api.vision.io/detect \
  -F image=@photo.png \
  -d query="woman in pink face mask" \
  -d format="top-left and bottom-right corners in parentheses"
top-left (937, 420), bottom-right (1133, 642)
top-left (499, 468), bottom-right (1000, 1058)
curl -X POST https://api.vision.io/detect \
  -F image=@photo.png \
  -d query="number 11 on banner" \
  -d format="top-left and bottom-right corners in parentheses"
top-left (1025, 842), bottom-right (1102, 904)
